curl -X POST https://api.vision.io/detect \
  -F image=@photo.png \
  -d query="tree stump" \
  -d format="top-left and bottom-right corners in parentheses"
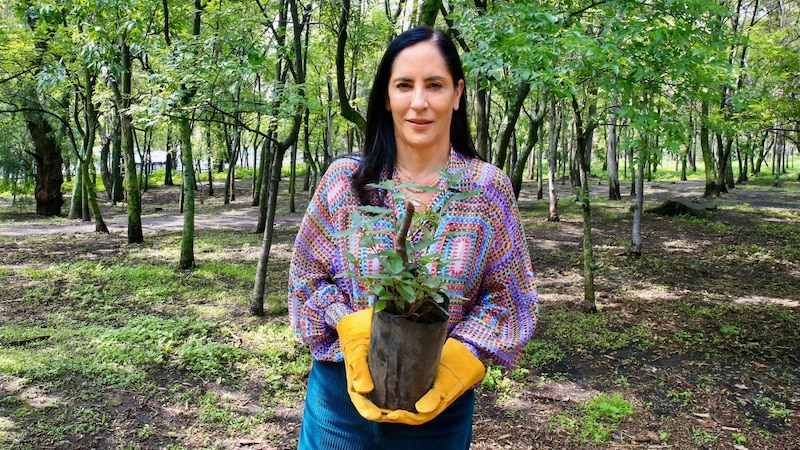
top-left (645, 199), bottom-right (717, 219)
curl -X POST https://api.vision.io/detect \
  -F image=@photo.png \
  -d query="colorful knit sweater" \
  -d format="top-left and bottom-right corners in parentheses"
top-left (288, 150), bottom-right (539, 368)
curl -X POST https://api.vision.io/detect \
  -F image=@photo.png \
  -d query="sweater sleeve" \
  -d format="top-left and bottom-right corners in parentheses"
top-left (450, 169), bottom-right (539, 368)
top-left (288, 160), bottom-right (358, 361)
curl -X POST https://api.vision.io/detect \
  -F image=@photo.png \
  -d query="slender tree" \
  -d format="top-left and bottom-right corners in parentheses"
top-left (252, 0), bottom-right (308, 316)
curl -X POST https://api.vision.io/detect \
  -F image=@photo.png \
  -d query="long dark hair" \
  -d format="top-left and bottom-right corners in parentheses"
top-left (352, 25), bottom-right (480, 205)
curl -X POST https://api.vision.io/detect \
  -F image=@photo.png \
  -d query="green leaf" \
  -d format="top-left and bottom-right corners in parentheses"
top-left (384, 257), bottom-right (405, 275)
top-left (397, 283), bottom-right (416, 303)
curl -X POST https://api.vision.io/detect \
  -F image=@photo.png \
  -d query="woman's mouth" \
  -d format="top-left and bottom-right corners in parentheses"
top-left (407, 119), bottom-right (433, 129)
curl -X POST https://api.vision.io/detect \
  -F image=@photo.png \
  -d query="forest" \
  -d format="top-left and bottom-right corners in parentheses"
top-left (1, 0), bottom-right (799, 448)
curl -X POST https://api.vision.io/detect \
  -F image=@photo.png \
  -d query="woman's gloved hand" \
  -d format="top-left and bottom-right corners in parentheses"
top-left (335, 308), bottom-right (383, 420)
top-left (337, 311), bottom-right (485, 426)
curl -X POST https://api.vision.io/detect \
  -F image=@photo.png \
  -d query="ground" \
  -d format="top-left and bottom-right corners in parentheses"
top-left (0, 175), bottom-right (798, 449)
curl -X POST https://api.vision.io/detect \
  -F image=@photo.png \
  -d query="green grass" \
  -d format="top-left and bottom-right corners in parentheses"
top-left (0, 226), bottom-right (306, 448)
top-left (553, 393), bottom-right (635, 443)
top-left (534, 307), bottom-right (655, 356)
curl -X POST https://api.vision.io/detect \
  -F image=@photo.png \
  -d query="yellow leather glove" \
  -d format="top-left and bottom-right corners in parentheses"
top-left (338, 312), bottom-right (486, 425)
top-left (336, 308), bottom-right (384, 421)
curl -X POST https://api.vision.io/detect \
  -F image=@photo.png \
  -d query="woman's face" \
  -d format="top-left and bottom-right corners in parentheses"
top-left (387, 41), bottom-right (464, 155)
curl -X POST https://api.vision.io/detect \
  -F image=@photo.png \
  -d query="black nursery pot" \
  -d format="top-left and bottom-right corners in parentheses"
top-left (368, 307), bottom-right (449, 411)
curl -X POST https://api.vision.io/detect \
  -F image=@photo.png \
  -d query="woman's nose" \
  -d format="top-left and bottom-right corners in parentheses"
top-left (410, 87), bottom-right (427, 110)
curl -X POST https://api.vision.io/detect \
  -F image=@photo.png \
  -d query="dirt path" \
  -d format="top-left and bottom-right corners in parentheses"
top-left (2, 178), bottom-right (796, 239)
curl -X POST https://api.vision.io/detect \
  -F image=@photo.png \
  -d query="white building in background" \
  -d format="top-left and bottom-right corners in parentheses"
top-left (134, 149), bottom-right (169, 172)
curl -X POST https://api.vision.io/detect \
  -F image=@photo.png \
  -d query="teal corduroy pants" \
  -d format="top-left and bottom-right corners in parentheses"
top-left (298, 360), bottom-right (475, 450)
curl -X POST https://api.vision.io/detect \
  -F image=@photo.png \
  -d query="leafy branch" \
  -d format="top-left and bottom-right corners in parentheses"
top-left (336, 168), bottom-right (478, 323)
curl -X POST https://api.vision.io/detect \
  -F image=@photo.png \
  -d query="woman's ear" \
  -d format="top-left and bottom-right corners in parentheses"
top-left (453, 79), bottom-right (465, 110)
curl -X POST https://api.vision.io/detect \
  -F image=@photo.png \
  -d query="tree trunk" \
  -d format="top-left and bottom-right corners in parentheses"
top-left (251, 148), bottom-right (284, 315)
top-left (81, 70), bottom-right (108, 233)
top-left (417, 0), bottom-right (441, 25)
top-left (511, 101), bottom-right (545, 198)
top-left (256, 129), bottom-right (275, 234)
top-left (68, 162), bottom-right (83, 219)
top-left (536, 119), bottom-right (544, 200)
top-left (630, 151), bottom-right (645, 257)
top-left (700, 100), bottom-right (718, 198)
top-left (113, 39), bottom-right (144, 243)
top-left (109, 113), bottom-right (124, 202)
top-left (493, 83), bottom-right (530, 171)
top-left (253, 135), bottom-right (268, 207)
top-left (224, 123), bottom-right (240, 204)
top-left (25, 111), bottom-right (64, 217)
top-left (289, 142), bottom-right (297, 213)
top-left (571, 93), bottom-right (597, 313)
top-left (475, 86), bottom-right (489, 159)
top-left (773, 125), bottom-right (784, 186)
top-left (179, 117), bottom-right (196, 270)
top-left (81, 172), bottom-right (91, 221)
top-left (165, 126), bottom-right (175, 186)
top-left (80, 156), bottom-right (109, 233)
top-left (99, 134), bottom-right (113, 200)
top-left (547, 98), bottom-right (560, 222)
top-left (336, 0), bottom-right (366, 133)
top-left (252, 0), bottom-right (307, 315)
top-left (607, 95), bottom-right (622, 200)
top-left (19, 19), bottom-right (64, 217)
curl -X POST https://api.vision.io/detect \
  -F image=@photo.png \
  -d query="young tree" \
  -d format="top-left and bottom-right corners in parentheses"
top-left (251, 0), bottom-right (309, 316)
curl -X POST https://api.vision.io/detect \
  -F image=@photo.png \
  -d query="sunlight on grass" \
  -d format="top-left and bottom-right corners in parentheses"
top-left (0, 416), bottom-right (18, 444)
top-left (193, 261), bottom-right (256, 288)
top-left (553, 393), bottom-right (635, 443)
top-left (237, 322), bottom-right (310, 404)
top-left (187, 304), bottom-right (233, 319)
top-left (541, 308), bottom-right (654, 354)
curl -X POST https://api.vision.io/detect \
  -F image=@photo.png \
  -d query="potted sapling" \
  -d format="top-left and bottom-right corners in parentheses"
top-left (336, 168), bottom-right (476, 411)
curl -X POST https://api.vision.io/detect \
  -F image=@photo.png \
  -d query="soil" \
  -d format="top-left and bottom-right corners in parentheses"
top-left (1, 176), bottom-right (799, 449)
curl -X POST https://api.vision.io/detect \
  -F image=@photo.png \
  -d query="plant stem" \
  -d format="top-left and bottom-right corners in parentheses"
top-left (395, 201), bottom-right (414, 269)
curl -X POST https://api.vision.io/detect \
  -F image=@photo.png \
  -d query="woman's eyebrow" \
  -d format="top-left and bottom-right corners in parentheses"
top-left (391, 75), bottom-right (447, 82)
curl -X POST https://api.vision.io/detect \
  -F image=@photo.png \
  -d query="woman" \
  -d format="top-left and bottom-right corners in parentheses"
top-left (288, 25), bottom-right (538, 449)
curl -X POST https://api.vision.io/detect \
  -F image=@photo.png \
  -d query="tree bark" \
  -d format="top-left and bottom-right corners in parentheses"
top-left (165, 126), bottom-right (174, 186)
top-left (571, 93), bottom-right (597, 313)
top-left (80, 156), bottom-right (108, 233)
top-left (511, 100), bottom-right (545, 198)
top-left (111, 37), bottom-right (144, 243)
top-left (20, 19), bottom-right (64, 217)
top-left (547, 98), bottom-right (560, 222)
top-left (24, 109), bottom-right (64, 217)
top-left (251, 0), bottom-right (307, 315)
top-left (700, 100), bottom-right (718, 198)
top-left (494, 83), bottom-right (530, 171)
top-left (475, 86), bottom-right (489, 159)
top-left (336, 0), bottom-right (366, 133)
top-left (418, 0), bottom-right (442, 25)
top-left (179, 117), bottom-right (196, 269)
top-left (176, 0), bottom-right (205, 269)
top-left (80, 69), bottom-right (108, 233)
top-left (110, 112), bottom-right (124, 201)
top-left (607, 94), bottom-right (622, 200)
top-left (630, 150), bottom-right (645, 257)
top-left (68, 163), bottom-right (83, 219)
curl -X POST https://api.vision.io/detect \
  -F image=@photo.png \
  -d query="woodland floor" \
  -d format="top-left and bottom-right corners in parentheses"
top-left (0, 174), bottom-right (799, 449)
